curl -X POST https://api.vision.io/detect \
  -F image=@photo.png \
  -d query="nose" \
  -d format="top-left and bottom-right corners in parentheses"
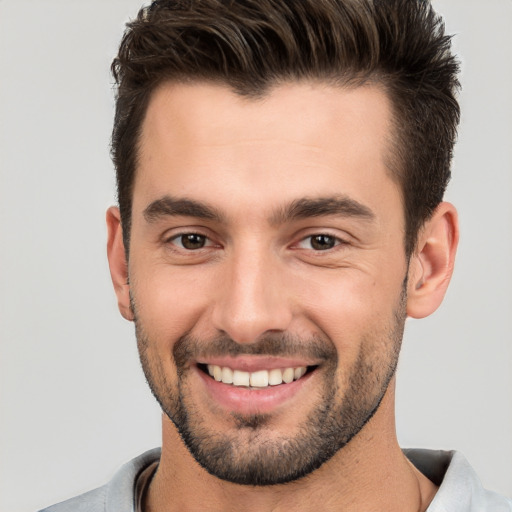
top-left (211, 247), bottom-right (293, 344)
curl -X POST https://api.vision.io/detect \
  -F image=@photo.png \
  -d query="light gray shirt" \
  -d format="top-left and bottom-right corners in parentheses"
top-left (39, 448), bottom-right (512, 511)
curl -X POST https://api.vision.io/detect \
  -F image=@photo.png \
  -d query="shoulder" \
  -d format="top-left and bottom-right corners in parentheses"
top-left (38, 486), bottom-right (107, 512)
top-left (404, 448), bottom-right (512, 512)
top-left (38, 448), bottom-right (161, 512)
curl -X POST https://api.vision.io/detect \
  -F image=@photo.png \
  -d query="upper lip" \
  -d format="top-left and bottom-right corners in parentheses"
top-left (196, 356), bottom-right (317, 372)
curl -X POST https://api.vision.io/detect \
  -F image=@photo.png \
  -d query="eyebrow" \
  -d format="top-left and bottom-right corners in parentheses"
top-left (270, 196), bottom-right (375, 225)
top-left (143, 196), bottom-right (225, 223)
top-left (143, 194), bottom-right (375, 225)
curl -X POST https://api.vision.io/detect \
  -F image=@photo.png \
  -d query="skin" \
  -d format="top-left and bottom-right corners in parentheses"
top-left (107, 81), bottom-right (459, 511)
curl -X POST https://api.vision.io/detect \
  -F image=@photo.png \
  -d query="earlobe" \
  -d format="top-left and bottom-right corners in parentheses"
top-left (106, 206), bottom-right (134, 321)
top-left (406, 202), bottom-right (459, 319)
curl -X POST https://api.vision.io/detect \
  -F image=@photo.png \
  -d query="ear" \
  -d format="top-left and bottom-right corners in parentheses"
top-left (406, 202), bottom-right (459, 319)
top-left (106, 206), bottom-right (134, 321)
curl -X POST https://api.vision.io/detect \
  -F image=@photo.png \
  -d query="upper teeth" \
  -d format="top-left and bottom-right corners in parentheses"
top-left (207, 365), bottom-right (307, 388)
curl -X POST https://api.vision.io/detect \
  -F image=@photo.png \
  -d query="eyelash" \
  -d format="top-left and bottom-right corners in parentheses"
top-left (295, 233), bottom-right (345, 251)
top-left (166, 232), bottom-right (215, 251)
top-left (165, 232), bottom-right (347, 253)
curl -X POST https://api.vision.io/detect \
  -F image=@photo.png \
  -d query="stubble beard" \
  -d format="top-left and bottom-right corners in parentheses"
top-left (133, 287), bottom-right (406, 486)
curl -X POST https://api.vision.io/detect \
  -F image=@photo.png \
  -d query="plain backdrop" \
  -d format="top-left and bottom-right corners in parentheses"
top-left (1, 1), bottom-right (511, 511)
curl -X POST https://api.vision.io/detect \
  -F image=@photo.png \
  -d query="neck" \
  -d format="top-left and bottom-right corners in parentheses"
top-left (145, 384), bottom-right (437, 512)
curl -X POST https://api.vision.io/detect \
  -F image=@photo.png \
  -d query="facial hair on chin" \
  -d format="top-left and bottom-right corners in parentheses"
top-left (132, 285), bottom-right (407, 486)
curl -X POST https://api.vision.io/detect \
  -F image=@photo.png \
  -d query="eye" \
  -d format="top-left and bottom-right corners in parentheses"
top-left (297, 234), bottom-right (341, 251)
top-left (170, 233), bottom-right (211, 250)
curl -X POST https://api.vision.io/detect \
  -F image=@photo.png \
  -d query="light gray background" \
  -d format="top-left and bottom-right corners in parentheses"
top-left (1, 1), bottom-right (511, 511)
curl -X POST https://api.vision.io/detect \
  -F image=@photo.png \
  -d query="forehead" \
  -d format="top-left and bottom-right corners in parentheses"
top-left (140, 80), bottom-right (392, 153)
top-left (135, 81), bottom-right (400, 225)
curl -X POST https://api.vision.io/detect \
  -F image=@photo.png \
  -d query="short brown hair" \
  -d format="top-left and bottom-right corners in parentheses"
top-left (111, 0), bottom-right (460, 256)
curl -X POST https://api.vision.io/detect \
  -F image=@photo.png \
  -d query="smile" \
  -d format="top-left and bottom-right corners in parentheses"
top-left (194, 360), bottom-right (319, 414)
top-left (205, 364), bottom-right (309, 388)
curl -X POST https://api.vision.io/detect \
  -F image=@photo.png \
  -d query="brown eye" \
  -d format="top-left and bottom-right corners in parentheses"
top-left (309, 234), bottom-right (337, 250)
top-left (177, 233), bottom-right (207, 250)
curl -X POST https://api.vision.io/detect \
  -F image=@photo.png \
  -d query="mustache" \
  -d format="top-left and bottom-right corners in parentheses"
top-left (173, 332), bottom-right (337, 369)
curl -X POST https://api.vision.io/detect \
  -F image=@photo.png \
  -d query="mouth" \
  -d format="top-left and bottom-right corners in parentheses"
top-left (197, 363), bottom-right (318, 389)
top-left (194, 356), bottom-right (321, 415)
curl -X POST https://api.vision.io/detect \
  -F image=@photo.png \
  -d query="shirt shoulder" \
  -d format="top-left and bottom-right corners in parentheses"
top-left (37, 448), bottom-right (161, 512)
top-left (38, 486), bottom-right (107, 512)
top-left (404, 448), bottom-right (512, 512)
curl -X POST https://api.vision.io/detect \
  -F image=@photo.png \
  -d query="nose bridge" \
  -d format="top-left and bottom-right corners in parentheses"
top-left (212, 241), bottom-right (292, 344)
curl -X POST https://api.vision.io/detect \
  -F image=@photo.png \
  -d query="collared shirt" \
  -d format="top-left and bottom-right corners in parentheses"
top-left (404, 449), bottom-right (512, 511)
top-left (39, 448), bottom-right (512, 511)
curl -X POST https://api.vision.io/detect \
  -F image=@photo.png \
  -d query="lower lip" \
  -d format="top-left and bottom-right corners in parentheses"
top-left (195, 366), bottom-right (315, 415)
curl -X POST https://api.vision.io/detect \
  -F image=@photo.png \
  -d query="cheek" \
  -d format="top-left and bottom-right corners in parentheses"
top-left (292, 268), bottom-right (403, 349)
top-left (131, 264), bottom-right (216, 342)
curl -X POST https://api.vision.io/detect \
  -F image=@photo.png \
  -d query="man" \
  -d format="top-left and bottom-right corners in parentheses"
top-left (40, 0), bottom-right (512, 511)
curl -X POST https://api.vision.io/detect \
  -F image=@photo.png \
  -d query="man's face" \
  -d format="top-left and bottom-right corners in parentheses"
top-left (127, 82), bottom-right (409, 485)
